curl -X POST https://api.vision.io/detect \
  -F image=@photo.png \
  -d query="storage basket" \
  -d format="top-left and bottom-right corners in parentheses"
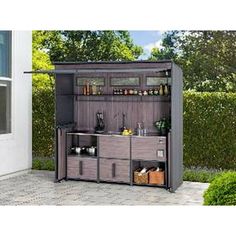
top-left (133, 168), bottom-right (153, 184)
top-left (149, 170), bottom-right (165, 185)
top-left (133, 168), bottom-right (148, 184)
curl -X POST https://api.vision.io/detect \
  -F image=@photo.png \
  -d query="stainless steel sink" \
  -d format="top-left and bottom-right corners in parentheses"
top-left (107, 131), bottom-right (121, 135)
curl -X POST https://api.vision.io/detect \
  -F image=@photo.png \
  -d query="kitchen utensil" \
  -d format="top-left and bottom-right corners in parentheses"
top-left (95, 111), bottom-right (105, 133)
top-left (86, 146), bottom-right (97, 156)
top-left (75, 147), bottom-right (82, 154)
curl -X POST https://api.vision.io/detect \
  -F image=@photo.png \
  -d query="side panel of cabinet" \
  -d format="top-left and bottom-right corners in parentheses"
top-left (56, 128), bottom-right (66, 181)
top-left (170, 63), bottom-right (183, 191)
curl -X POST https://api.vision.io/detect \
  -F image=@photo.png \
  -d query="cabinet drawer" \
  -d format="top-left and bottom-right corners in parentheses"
top-left (67, 156), bottom-right (97, 180)
top-left (67, 155), bottom-right (80, 168)
top-left (99, 136), bottom-right (130, 159)
top-left (99, 159), bottom-right (130, 183)
top-left (131, 136), bottom-right (166, 161)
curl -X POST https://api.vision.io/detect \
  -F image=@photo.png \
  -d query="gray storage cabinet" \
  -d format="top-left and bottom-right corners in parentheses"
top-left (53, 61), bottom-right (183, 192)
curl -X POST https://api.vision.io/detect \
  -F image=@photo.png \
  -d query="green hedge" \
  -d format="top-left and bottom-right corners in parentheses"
top-left (32, 90), bottom-right (236, 170)
top-left (203, 172), bottom-right (236, 205)
top-left (32, 157), bottom-right (55, 171)
top-left (184, 92), bottom-right (236, 170)
top-left (32, 88), bottom-right (55, 158)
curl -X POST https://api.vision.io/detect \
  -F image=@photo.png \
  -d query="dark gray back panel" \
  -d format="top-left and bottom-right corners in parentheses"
top-left (75, 98), bottom-right (170, 133)
top-left (55, 74), bottom-right (74, 126)
top-left (170, 63), bottom-right (183, 191)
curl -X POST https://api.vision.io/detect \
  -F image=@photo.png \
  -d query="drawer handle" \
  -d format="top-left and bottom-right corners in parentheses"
top-left (79, 161), bottom-right (83, 175)
top-left (112, 163), bottom-right (116, 178)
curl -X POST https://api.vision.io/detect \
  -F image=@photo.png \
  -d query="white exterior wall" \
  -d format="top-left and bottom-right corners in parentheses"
top-left (0, 31), bottom-right (32, 178)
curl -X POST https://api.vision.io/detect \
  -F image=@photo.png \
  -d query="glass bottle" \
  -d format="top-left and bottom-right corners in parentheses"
top-left (83, 81), bottom-right (87, 95)
top-left (164, 84), bottom-right (169, 96)
top-left (86, 81), bottom-right (90, 95)
top-left (159, 84), bottom-right (164, 96)
top-left (92, 82), bottom-right (97, 95)
top-left (136, 122), bottom-right (143, 136)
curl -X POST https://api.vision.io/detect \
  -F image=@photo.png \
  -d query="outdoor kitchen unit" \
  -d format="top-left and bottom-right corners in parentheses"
top-left (54, 61), bottom-right (183, 192)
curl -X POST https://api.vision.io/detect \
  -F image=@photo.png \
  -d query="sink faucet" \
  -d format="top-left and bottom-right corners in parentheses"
top-left (120, 113), bottom-right (126, 132)
top-left (113, 112), bottom-right (119, 119)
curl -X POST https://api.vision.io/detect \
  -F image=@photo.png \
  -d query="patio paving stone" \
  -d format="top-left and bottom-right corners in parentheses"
top-left (0, 170), bottom-right (209, 205)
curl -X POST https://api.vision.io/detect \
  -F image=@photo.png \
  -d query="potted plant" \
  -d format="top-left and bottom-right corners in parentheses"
top-left (154, 118), bottom-right (171, 136)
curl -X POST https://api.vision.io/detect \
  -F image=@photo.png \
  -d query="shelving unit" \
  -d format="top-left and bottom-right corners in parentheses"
top-left (53, 61), bottom-right (183, 192)
top-left (75, 95), bottom-right (171, 103)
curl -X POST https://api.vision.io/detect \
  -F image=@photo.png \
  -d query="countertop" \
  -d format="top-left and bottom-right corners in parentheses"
top-left (66, 131), bottom-right (166, 138)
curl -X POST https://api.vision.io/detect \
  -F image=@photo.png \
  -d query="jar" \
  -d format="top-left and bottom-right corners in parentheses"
top-left (154, 88), bottom-right (159, 95)
top-left (129, 89), bottom-right (134, 95)
top-left (148, 89), bottom-right (153, 95)
top-left (143, 90), bottom-right (148, 96)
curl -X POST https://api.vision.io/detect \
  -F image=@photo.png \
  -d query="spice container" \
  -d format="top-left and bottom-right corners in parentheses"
top-left (124, 89), bottom-right (128, 95)
top-left (148, 89), bottom-right (153, 95)
top-left (129, 89), bottom-right (134, 95)
top-left (143, 90), bottom-right (148, 96)
top-left (154, 88), bottom-right (159, 95)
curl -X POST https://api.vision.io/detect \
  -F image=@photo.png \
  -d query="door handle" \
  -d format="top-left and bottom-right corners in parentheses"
top-left (79, 161), bottom-right (83, 175)
top-left (112, 163), bottom-right (116, 178)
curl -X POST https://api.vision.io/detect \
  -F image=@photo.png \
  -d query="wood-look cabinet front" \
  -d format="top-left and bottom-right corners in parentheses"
top-left (99, 159), bottom-right (130, 183)
top-left (67, 156), bottom-right (97, 180)
top-left (99, 136), bottom-right (130, 159)
top-left (131, 136), bottom-right (166, 161)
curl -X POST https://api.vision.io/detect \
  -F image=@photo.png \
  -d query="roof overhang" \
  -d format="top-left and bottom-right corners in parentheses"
top-left (24, 67), bottom-right (171, 75)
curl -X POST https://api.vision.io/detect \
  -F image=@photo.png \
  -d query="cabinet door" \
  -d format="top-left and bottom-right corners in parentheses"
top-left (99, 136), bottom-right (130, 159)
top-left (131, 136), bottom-right (166, 161)
top-left (67, 156), bottom-right (97, 180)
top-left (99, 159), bottom-right (130, 183)
top-left (56, 128), bottom-right (67, 181)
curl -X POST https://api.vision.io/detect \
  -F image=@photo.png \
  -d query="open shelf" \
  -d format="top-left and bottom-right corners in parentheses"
top-left (57, 93), bottom-right (170, 104)
top-left (132, 159), bottom-right (166, 162)
top-left (133, 183), bottom-right (167, 188)
top-left (75, 94), bottom-right (171, 102)
top-left (67, 154), bottom-right (98, 159)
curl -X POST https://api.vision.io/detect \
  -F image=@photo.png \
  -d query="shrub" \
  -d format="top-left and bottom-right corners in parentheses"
top-left (32, 158), bottom-right (55, 171)
top-left (184, 92), bottom-right (236, 170)
top-left (203, 172), bottom-right (236, 205)
top-left (32, 159), bottom-right (42, 170)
